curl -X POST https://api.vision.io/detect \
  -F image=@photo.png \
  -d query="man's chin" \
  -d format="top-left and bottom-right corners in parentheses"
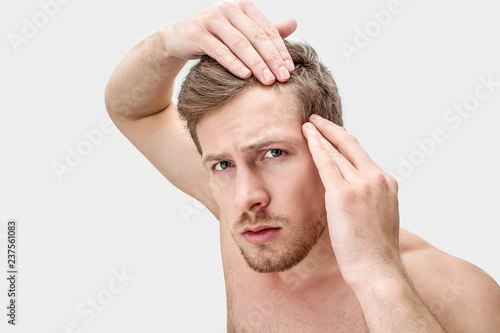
top-left (245, 257), bottom-right (303, 274)
top-left (239, 244), bottom-right (313, 274)
top-left (233, 207), bottom-right (328, 273)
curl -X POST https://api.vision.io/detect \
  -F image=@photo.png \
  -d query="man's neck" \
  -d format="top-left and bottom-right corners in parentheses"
top-left (221, 222), bottom-right (367, 331)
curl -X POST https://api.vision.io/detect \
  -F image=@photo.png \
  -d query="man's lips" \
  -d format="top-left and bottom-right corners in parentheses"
top-left (242, 225), bottom-right (280, 234)
top-left (242, 227), bottom-right (281, 244)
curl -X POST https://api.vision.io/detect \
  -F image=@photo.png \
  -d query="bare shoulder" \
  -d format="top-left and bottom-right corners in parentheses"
top-left (399, 228), bottom-right (500, 332)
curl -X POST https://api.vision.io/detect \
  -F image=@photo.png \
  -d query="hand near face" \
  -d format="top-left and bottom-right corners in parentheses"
top-left (302, 114), bottom-right (403, 290)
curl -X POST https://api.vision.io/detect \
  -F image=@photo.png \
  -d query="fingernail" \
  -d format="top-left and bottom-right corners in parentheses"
top-left (278, 66), bottom-right (290, 80)
top-left (241, 66), bottom-right (251, 77)
top-left (310, 114), bottom-right (321, 121)
top-left (304, 122), bottom-right (318, 137)
top-left (284, 60), bottom-right (294, 72)
top-left (263, 68), bottom-right (275, 82)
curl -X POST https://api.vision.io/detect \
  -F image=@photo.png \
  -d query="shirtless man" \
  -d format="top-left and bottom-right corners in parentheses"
top-left (104, 1), bottom-right (500, 331)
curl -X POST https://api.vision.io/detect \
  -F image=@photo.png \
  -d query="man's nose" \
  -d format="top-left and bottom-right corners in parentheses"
top-left (233, 167), bottom-right (270, 212)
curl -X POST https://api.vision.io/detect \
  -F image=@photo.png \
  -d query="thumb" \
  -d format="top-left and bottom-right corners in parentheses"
top-left (273, 18), bottom-right (297, 38)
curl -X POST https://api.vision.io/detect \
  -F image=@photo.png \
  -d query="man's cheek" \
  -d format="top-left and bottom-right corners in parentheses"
top-left (208, 173), bottom-right (232, 198)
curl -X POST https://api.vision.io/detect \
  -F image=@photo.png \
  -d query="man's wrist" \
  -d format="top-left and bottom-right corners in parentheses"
top-left (354, 272), bottom-right (411, 302)
top-left (346, 259), bottom-right (408, 297)
top-left (152, 26), bottom-right (179, 66)
top-left (348, 262), bottom-right (446, 332)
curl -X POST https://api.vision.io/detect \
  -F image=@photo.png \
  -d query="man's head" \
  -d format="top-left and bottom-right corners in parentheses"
top-left (177, 40), bottom-right (342, 274)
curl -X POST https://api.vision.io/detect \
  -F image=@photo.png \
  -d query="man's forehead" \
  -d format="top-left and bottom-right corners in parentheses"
top-left (197, 83), bottom-right (303, 159)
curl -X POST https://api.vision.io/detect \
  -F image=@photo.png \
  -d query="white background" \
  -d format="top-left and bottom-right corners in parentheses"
top-left (1, 0), bottom-right (499, 332)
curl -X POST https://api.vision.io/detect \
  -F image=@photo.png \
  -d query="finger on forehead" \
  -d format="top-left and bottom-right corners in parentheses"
top-left (318, 135), bottom-right (359, 184)
top-left (303, 123), bottom-right (346, 191)
top-left (310, 115), bottom-right (379, 172)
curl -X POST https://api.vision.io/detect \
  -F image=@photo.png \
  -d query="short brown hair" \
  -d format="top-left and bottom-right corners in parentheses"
top-left (177, 40), bottom-right (343, 154)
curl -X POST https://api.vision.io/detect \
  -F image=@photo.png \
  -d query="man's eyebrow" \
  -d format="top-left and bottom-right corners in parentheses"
top-left (202, 153), bottom-right (230, 168)
top-left (240, 138), bottom-right (297, 153)
top-left (201, 138), bottom-right (299, 167)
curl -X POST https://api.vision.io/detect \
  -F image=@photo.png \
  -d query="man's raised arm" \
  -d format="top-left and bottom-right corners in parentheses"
top-left (104, 0), bottom-right (297, 215)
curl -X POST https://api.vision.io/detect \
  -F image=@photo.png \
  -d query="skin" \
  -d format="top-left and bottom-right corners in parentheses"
top-left (197, 84), bottom-right (329, 274)
top-left (105, 0), bottom-right (500, 331)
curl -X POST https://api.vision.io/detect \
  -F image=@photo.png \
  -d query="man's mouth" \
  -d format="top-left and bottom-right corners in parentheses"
top-left (242, 227), bottom-right (281, 244)
top-left (242, 225), bottom-right (277, 234)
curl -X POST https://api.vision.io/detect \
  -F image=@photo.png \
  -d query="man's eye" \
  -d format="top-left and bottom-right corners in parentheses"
top-left (264, 149), bottom-right (283, 158)
top-left (214, 161), bottom-right (232, 171)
